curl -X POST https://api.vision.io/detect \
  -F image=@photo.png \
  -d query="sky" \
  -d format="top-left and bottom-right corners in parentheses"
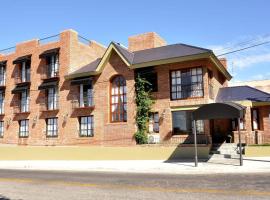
top-left (0, 0), bottom-right (269, 82)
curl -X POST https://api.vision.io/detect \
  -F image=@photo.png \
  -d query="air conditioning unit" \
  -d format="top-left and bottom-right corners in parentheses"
top-left (148, 134), bottom-right (160, 144)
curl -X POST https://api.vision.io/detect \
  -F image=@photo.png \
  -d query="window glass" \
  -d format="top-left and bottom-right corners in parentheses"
top-left (79, 116), bottom-right (94, 137)
top-left (111, 76), bottom-right (127, 122)
top-left (0, 121), bottom-right (4, 137)
top-left (46, 118), bottom-right (58, 137)
top-left (171, 67), bottom-right (203, 100)
top-left (172, 111), bottom-right (204, 135)
top-left (19, 119), bottom-right (29, 137)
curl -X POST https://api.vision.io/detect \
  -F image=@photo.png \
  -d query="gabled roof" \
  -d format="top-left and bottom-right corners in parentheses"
top-left (67, 41), bottom-right (232, 80)
top-left (132, 43), bottom-right (211, 64)
top-left (216, 86), bottom-right (270, 102)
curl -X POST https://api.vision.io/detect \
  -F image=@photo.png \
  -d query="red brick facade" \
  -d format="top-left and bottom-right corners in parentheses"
top-left (0, 30), bottom-right (269, 146)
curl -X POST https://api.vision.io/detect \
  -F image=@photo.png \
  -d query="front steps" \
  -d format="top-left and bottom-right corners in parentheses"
top-left (208, 143), bottom-right (240, 163)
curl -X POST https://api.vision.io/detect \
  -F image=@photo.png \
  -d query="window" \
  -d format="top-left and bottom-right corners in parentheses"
top-left (79, 116), bottom-right (94, 137)
top-left (172, 111), bottom-right (204, 135)
top-left (21, 61), bottom-right (31, 82)
top-left (79, 84), bottom-right (93, 107)
top-left (19, 119), bottom-right (29, 137)
top-left (0, 121), bottom-right (4, 137)
top-left (47, 87), bottom-right (58, 110)
top-left (0, 91), bottom-right (4, 114)
top-left (21, 90), bottom-right (30, 112)
top-left (149, 112), bottom-right (159, 133)
top-left (0, 64), bottom-right (6, 86)
top-left (46, 54), bottom-right (59, 78)
top-left (171, 67), bottom-right (203, 100)
top-left (232, 118), bottom-right (245, 131)
top-left (46, 118), bottom-right (58, 137)
top-left (136, 68), bottom-right (158, 92)
top-left (111, 75), bottom-right (127, 122)
top-left (252, 109), bottom-right (260, 130)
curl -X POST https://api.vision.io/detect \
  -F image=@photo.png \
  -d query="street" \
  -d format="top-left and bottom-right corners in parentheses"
top-left (0, 170), bottom-right (269, 200)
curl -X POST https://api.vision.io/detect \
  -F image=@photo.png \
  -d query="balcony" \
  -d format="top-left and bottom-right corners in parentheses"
top-left (40, 98), bottom-right (59, 112)
top-left (41, 64), bottom-right (59, 80)
top-left (13, 100), bottom-right (30, 114)
top-left (72, 95), bottom-right (94, 110)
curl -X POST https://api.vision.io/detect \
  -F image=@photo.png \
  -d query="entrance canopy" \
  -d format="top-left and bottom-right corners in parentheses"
top-left (193, 102), bottom-right (245, 120)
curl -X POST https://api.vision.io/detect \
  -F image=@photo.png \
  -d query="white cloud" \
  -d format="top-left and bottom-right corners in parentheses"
top-left (207, 35), bottom-right (270, 71)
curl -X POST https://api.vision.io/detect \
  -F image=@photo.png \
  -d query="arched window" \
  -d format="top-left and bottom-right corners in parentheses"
top-left (111, 75), bottom-right (127, 122)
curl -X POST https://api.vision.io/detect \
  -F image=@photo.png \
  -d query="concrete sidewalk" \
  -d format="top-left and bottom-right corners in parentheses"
top-left (0, 157), bottom-right (269, 174)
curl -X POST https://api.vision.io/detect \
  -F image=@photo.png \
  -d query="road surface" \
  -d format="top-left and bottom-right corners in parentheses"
top-left (0, 169), bottom-right (269, 199)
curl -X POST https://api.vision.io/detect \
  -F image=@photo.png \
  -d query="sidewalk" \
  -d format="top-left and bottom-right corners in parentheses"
top-left (0, 157), bottom-right (269, 174)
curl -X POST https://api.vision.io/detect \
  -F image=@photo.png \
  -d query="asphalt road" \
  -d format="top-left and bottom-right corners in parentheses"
top-left (0, 170), bottom-right (269, 200)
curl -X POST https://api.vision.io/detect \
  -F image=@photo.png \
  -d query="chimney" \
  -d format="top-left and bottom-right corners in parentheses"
top-left (128, 32), bottom-right (167, 52)
top-left (219, 58), bottom-right (227, 69)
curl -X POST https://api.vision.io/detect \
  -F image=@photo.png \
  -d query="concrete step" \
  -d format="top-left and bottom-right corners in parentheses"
top-left (210, 150), bottom-right (238, 155)
top-left (209, 153), bottom-right (240, 159)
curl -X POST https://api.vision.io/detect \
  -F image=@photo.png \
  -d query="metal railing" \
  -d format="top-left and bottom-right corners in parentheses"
top-left (78, 35), bottom-right (91, 45)
top-left (38, 34), bottom-right (60, 45)
top-left (13, 100), bottom-right (30, 114)
top-left (0, 46), bottom-right (16, 55)
top-left (40, 97), bottom-right (59, 111)
top-left (72, 95), bottom-right (94, 109)
top-left (41, 64), bottom-right (59, 79)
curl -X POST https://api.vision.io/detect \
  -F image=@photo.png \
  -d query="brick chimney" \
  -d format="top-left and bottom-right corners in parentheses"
top-left (219, 58), bottom-right (227, 68)
top-left (128, 32), bottom-right (167, 52)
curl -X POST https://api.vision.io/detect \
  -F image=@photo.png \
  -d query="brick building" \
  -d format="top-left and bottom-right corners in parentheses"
top-left (0, 30), bottom-right (269, 146)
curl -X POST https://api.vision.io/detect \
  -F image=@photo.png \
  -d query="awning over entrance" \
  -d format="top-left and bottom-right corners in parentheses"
top-left (193, 102), bottom-right (245, 120)
top-left (192, 102), bottom-right (246, 167)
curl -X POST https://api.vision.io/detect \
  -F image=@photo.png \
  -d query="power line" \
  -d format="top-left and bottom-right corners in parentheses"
top-left (217, 40), bottom-right (270, 57)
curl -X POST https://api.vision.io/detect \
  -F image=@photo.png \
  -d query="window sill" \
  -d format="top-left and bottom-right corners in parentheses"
top-left (171, 96), bottom-right (204, 101)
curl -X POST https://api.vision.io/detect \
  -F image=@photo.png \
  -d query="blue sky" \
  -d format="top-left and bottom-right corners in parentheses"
top-left (1, 0), bottom-right (270, 82)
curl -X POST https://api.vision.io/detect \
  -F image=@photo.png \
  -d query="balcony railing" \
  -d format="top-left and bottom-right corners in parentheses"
top-left (72, 95), bottom-right (94, 110)
top-left (40, 97), bottom-right (59, 112)
top-left (41, 64), bottom-right (59, 80)
top-left (13, 100), bottom-right (30, 114)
